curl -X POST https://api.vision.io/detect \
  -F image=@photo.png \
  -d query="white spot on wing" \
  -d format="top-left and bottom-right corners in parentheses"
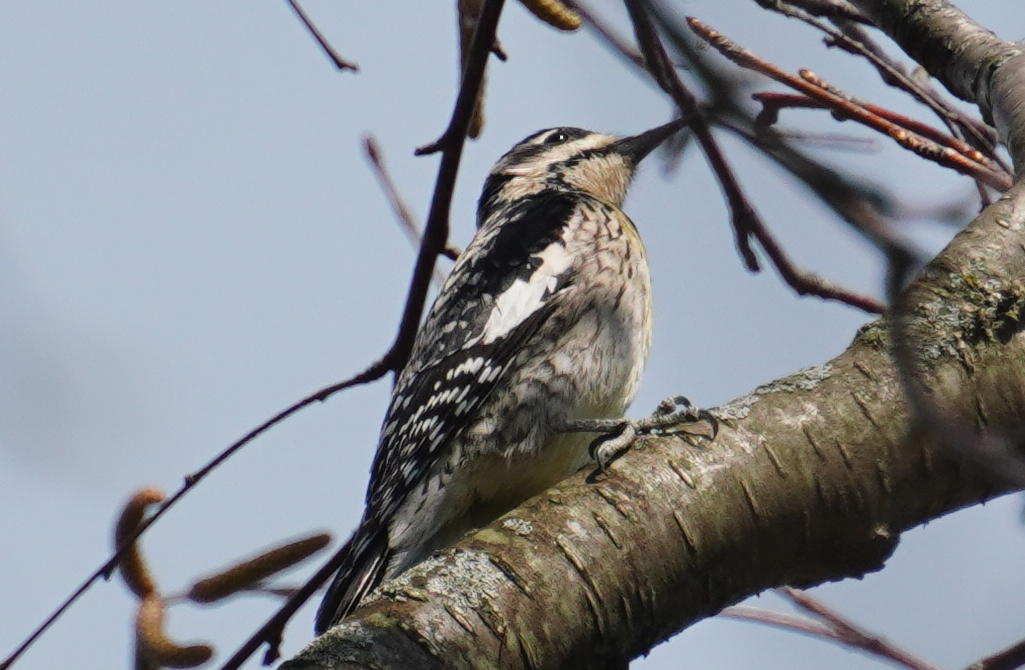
top-left (480, 242), bottom-right (572, 344)
top-left (446, 357), bottom-right (485, 380)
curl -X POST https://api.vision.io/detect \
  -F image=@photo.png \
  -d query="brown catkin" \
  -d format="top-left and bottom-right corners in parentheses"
top-left (187, 533), bottom-right (331, 604)
top-left (519, 0), bottom-right (581, 31)
top-left (134, 597), bottom-right (214, 668)
top-left (114, 488), bottom-right (165, 599)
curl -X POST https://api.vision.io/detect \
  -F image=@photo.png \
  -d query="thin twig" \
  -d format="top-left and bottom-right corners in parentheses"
top-left (364, 135), bottom-right (458, 289)
top-left (781, 588), bottom-right (944, 670)
top-left (1, 2), bottom-right (507, 662)
top-left (964, 635), bottom-right (1025, 670)
top-left (0, 369), bottom-right (380, 670)
top-left (723, 592), bottom-right (943, 670)
top-left (687, 17), bottom-right (1011, 191)
top-left (753, 92), bottom-right (986, 158)
top-left (829, 18), bottom-right (1000, 161)
top-left (285, 0), bottom-right (359, 71)
top-left (214, 2), bottom-right (507, 668)
top-left (622, 0), bottom-right (884, 313)
top-left (721, 605), bottom-right (849, 643)
top-left (760, 0), bottom-right (998, 162)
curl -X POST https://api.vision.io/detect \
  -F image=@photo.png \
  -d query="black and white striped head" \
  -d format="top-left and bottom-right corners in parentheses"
top-left (478, 118), bottom-right (685, 222)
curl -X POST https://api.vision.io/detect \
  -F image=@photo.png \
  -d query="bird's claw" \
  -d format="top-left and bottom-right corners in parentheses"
top-left (587, 422), bottom-right (638, 472)
top-left (564, 395), bottom-right (717, 473)
top-left (638, 395), bottom-right (718, 440)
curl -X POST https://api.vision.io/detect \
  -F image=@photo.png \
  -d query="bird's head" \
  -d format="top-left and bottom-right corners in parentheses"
top-left (477, 118), bottom-right (685, 221)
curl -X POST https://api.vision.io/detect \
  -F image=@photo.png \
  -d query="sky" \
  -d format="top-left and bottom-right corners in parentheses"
top-left (1, 1), bottom-right (1024, 669)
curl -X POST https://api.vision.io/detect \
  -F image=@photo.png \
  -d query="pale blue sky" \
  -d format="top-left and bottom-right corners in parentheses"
top-left (1, 1), bottom-right (1023, 668)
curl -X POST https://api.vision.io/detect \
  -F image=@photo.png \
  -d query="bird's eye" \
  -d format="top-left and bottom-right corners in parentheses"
top-left (543, 131), bottom-right (569, 145)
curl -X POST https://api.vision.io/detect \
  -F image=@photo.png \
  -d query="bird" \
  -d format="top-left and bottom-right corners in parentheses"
top-left (315, 118), bottom-right (687, 634)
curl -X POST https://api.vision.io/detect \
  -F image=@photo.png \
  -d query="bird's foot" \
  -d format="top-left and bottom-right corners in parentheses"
top-left (560, 395), bottom-right (718, 472)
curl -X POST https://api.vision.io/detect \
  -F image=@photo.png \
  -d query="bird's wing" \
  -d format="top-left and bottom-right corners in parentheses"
top-left (315, 192), bottom-right (586, 634)
top-left (365, 191), bottom-right (585, 515)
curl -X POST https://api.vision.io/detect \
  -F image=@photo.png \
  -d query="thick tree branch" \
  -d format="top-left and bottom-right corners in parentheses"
top-left (280, 180), bottom-right (1025, 668)
top-left (276, 3), bottom-right (1025, 668)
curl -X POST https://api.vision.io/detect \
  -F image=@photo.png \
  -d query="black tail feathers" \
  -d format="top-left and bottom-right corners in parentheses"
top-left (314, 528), bottom-right (391, 634)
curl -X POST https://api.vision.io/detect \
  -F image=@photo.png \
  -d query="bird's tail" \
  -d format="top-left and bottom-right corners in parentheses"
top-left (314, 525), bottom-right (391, 634)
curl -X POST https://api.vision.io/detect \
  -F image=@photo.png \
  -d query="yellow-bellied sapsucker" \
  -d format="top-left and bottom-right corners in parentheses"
top-left (316, 119), bottom-right (689, 633)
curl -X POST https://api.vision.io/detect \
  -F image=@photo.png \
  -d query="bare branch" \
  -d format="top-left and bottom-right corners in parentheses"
top-left (776, 0), bottom-right (870, 23)
top-left (848, 0), bottom-right (1025, 166)
top-left (0, 369), bottom-right (383, 670)
top-left (965, 635), bottom-right (1025, 670)
top-left (215, 2), bottom-right (507, 667)
top-left (761, 0), bottom-right (999, 161)
top-left (622, 1), bottom-right (884, 312)
top-left (363, 136), bottom-right (458, 288)
top-left (285, 0), bottom-right (359, 72)
top-left (686, 17), bottom-right (1012, 191)
top-left (779, 588), bottom-right (943, 670)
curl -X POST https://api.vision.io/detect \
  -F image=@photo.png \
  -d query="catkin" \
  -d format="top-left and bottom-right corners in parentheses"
top-left (134, 597), bottom-right (214, 668)
top-left (519, 0), bottom-right (582, 31)
top-left (114, 489), bottom-right (164, 599)
top-left (187, 533), bottom-right (331, 603)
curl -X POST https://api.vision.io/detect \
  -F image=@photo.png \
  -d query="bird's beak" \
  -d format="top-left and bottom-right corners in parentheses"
top-left (613, 117), bottom-right (687, 164)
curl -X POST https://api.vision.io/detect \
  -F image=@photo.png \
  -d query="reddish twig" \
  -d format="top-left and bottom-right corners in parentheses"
top-left (804, 69), bottom-right (1009, 187)
top-left (687, 17), bottom-right (1011, 191)
top-left (720, 605), bottom-right (849, 643)
top-left (759, 0), bottom-right (999, 162)
top-left (722, 593), bottom-right (941, 670)
top-left (285, 0), bottom-right (359, 71)
top-left (753, 92), bottom-right (987, 159)
top-left (830, 20), bottom-right (1000, 163)
top-left (622, 0), bottom-right (884, 313)
top-left (781, 588), bottom-right (943, 670)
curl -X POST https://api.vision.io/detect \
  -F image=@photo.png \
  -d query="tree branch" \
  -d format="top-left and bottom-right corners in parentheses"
top-left (280, 180), bottom-right (1025, 668)
top-left (275, 3), bottom-right (1025, 668)
top-left (847, 0), bottom-right (1025, 165)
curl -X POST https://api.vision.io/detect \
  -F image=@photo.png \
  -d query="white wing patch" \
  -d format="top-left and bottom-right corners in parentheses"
top-left (480, 241), bottom-right (573, 345)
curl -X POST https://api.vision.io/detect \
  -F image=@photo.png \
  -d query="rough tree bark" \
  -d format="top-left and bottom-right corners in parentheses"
top-left (282, 1), bottom-right (1025, 668)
